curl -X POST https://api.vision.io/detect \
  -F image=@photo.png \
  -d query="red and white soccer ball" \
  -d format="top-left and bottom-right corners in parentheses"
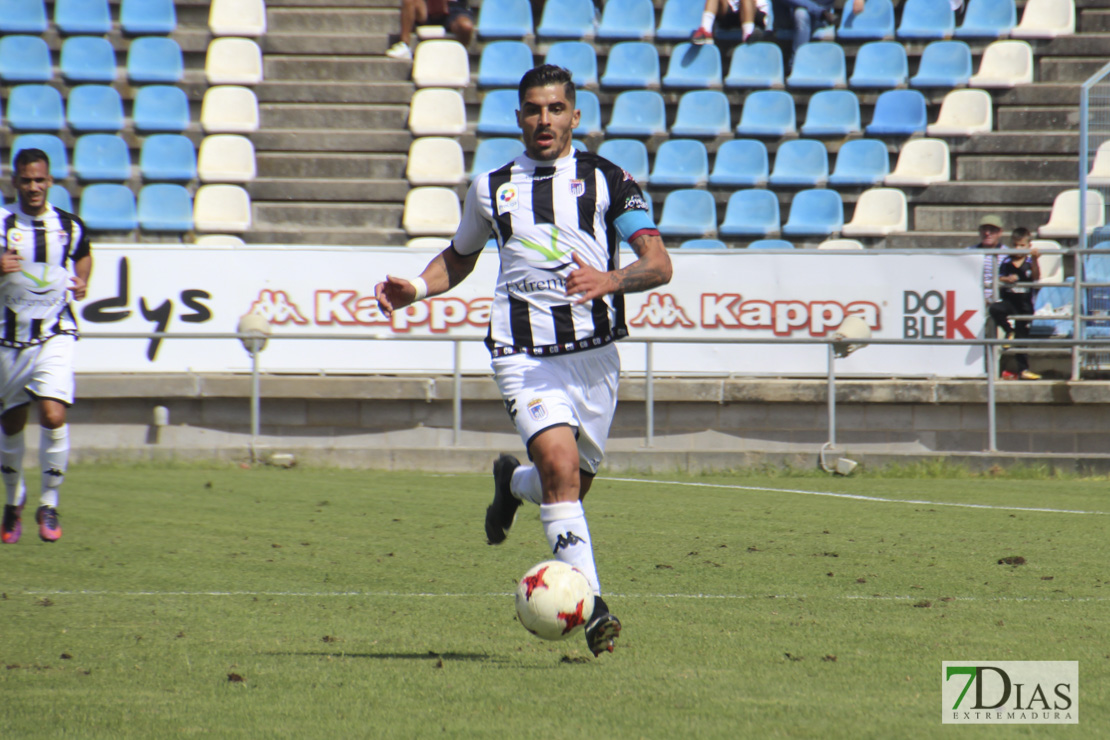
top-left (514, 560), bottom-right (595, 641)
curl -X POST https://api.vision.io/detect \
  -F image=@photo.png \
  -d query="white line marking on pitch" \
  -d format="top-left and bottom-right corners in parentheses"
top-left (20, 590), bottom-right (1110, 604)
top-left (603, 477), bottom-right (1110, 516)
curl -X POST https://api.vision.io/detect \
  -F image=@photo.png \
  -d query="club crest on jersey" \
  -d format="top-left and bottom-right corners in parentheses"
top-left (56, 231), bottom-right (69, 246)
top-left (495, 183), bottom-right (519, 214)
top-left (527, 398), bottom-right (548, 421)
top-left (569, 179), bottom-right (585, 197)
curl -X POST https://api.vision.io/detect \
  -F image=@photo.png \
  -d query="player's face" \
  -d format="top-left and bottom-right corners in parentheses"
top-left (13, 160), bottom-right (52, 216)
top-left (517, 84), bottom-right (580, 161)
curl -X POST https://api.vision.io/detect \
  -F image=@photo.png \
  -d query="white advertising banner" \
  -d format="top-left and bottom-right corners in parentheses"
top-left (74, 245), bottom-right (986, 377)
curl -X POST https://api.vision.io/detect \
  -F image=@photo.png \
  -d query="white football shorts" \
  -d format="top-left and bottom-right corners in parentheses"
top-left (492, 343), bottom-right (620, 475)
top-left (0, 334), bottom-right (76, 412)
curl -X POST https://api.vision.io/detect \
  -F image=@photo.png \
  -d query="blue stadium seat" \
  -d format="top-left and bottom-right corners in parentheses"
top-left (574, 90), bottom-right (603, 136)
top-left (0, 0), bottom-right (47, 33)
top-left (649, 139), bottom-right (709, 187)
top-left (60, 36), bottom-right (116, 83)
top-left (11, 134), bottom-right (69, 178)
top-left (6, 85), bottom-right (64, 131)
top-left (54, 0), bottom-right (110, 34)
top-left (48, 185), bottom-right (73, 212)
top-left (735, 90), bottom-right (796, 137)
top-left (724, 43), bottom-right (784, 89)
top-left (954, 0), bottom-right (1016, 38)
top-left (748, 239), bottom-right (796, 249)
top-left (606, 90), bottom-right (667, 137)
top-left (910, 41), bottom-right (973, 87)
top-left (66, 85), bottom-right (124, 132)
top-left (536, 0), bottom-right (595, 40)
top-left (600, 42), bottom-right (660, 88)
top-left (140, 134), bottom-right (197, 181)
top-left (849, 42), bottom-right (908, 89)
top-left (719, 189), bottom-right (780, 237)
top-left (73, 134), bottom-right (131, 181)
top-left (545, 42), bottom-right (599, 88)
top-left (671, 90), bottom-right (732, 137)
top-left (477, 0), bottom-right (534, 39)
top-left (133, 86), bottom-right (190, 132)
top-left (657, 189), bottom-right (718, 237)
top-left (572, 140), bottom-right (588, 152)
top-left (138, 184), bottom-right (193, 231)
top-left (597, 0), bottom-right (655, 40)
top-left (897, 0), bottom-right (956, 39)
top-left (120, 0), bottom-right (177, 34)
top-left (662, 43), bottom-right (722, 89)
top-left (470, 139), bottom-right (525, 179)
top-left (78, 183), bottom-right (137, 231)
top-left (1030, 283), bottom-right (1075, 338)
top-left (0, 36), bottom-right (52, 83)
top-left (478, 41), bottom-right (533, 88)
top-left (799, 90), bottom-right (861, 136)
top-left (127, 37), bottom-right (184, 84)
top-left (709, 139), bottom-right (769, 188)
top-left (597, 139), bottom-right (650, 182)
top-left (769, 139), bottom-right (829, 187)
top-left (656, 0), bottom-right (702, 41)
top-left (680, 238), bottom-right (728, 249)
top-left (865, 90), bottom-right (928, 136)
top-left (786, 43), bottom-right (847, 89)
top-left (828, 139), bottom-right (890, 186)
top-left (476, 90), bottom-right (520, 136)
top-left (837, 0), bottom-right (896, 40)
top-left (782, 189), bottom-right (844, 237)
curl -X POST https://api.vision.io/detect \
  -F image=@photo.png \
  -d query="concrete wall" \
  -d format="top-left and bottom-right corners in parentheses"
top-left (56, 374), bottom-right (1110, 472)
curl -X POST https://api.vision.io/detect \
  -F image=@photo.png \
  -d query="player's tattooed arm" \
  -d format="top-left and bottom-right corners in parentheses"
top-left (566, 233), bottom-right (672, 304)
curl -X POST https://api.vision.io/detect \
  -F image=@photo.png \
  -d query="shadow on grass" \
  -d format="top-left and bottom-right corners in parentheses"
top-left (266, 650), bottom-right (500, 663)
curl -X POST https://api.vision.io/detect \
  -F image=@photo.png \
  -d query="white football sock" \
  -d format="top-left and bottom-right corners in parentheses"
top-left (541, 501), bottom-right (601, 594)
top-left (510, 463), bottom-right (543, 505)
top-left (742, 21), bottom-right (755, 37)
top-left (39, 425), bottom-right (69, 509)
top-left (1, 430), bottom-right (26, 507)
top-left (701, 11), bottom-right (717, 31)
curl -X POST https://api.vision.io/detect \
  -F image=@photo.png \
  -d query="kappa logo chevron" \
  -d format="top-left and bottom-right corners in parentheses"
top-left (552, 532), bottom-right (584, 553)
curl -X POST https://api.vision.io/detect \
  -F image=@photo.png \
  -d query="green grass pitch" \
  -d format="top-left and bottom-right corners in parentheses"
top-left (1, 463), bottom-right (1106, 738)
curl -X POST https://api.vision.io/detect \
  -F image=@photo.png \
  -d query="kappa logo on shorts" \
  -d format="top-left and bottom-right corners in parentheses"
top-left (527, 398), bottom-right (548, 421)
top-left (495, 183), bottom-right (519, 214)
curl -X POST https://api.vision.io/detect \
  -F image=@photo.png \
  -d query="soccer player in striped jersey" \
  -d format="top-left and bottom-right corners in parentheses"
top-left (377, 65), bottom-right (672, 656)
top-left (0, 149), bottom-right (92, 544)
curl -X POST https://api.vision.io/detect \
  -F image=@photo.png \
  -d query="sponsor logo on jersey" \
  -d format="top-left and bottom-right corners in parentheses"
top-left (624, 194), bottom-right (647, 212)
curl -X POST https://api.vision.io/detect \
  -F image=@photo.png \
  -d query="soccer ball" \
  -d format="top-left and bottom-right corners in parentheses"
top-left (514, 560), bottom-right (595, 641)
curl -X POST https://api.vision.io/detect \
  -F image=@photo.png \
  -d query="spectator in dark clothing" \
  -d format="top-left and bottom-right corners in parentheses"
top-left (990, 227), bottom-right (1042, 380)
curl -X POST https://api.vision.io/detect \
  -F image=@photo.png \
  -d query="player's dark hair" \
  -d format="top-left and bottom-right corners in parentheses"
top-left (518, 64), bottom-right (575, 106)
top-left (13, 148), bottom-right (50, 173)
top-left (1011, 227), bottom-right (1032, 243)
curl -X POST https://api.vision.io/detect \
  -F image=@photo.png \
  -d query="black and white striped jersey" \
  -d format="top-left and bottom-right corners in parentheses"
top-left (0, 204), bottom-right (91, 348)
top-left (453, 150), bottom-right (655, 358)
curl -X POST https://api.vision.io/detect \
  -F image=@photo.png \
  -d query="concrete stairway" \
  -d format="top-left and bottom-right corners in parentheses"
top-left (244, 0), bottom-right (1110, 249)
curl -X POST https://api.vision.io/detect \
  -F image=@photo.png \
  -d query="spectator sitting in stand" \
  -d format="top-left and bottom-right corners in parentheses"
top-left (691, 0), bottom-right (773, 45)
top-left (387, 0), bottom-right (475, 61)
top-left (990, 227), bottom-right (1041, 380)
top-left (773, 0), bottom-right (860, 70)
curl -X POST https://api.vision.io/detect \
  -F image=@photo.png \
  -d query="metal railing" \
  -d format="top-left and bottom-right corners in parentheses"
top-left (80, 330), bottom-right (1110, 460)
